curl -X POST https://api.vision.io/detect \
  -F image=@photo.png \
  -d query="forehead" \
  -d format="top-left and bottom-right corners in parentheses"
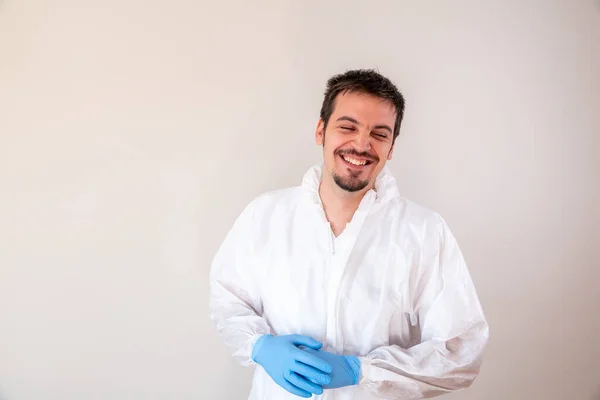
top-left (331, 91), bottom-right (396, 123)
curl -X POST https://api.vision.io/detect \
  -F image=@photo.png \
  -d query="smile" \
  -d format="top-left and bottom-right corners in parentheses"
top-left (339, 154), bottom-right (374, 167)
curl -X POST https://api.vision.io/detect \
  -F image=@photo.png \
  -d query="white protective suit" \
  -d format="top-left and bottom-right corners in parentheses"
top-left (209, 163), bottom-right (489, 400)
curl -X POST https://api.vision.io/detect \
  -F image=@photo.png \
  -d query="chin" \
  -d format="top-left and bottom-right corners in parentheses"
top-left (332, 170), bottom-right (373, 193)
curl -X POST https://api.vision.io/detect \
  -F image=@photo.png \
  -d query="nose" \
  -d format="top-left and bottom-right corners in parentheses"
top-left (353, 131), bottom-right (371, 151)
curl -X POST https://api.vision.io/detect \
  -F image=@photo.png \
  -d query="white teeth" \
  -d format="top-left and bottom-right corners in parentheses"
top-left (342, 156), bottom-right (367, 166)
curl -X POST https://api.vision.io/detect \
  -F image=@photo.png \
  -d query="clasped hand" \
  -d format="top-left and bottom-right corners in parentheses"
top-left (252, 334), bottom-right (360, 398)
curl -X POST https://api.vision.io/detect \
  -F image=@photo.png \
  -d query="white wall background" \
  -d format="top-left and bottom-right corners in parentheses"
top-left (1, 1), bottom-right (599, 399)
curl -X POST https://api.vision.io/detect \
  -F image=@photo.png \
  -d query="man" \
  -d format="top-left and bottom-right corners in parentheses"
top-left (209, 69), bottom-right (489, 399)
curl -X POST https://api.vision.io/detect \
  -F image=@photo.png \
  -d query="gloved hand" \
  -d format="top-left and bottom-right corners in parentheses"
top-left (302, 348), bottom-right (361, 389)
top-left (252, 334), bottom-right (333, 398)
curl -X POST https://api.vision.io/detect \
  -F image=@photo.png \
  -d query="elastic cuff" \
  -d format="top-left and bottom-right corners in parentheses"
top-left (250, 334), bottom-right (271, 362)
top-left (356, 356), bottom-right (370, 385)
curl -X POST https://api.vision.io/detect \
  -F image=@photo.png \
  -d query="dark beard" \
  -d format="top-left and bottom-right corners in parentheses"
top-left (332, 170), bottom-right (369, 192)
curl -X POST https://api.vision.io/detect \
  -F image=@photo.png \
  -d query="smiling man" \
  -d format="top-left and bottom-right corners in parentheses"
top-left (209, 69), bottom-right (489, 400)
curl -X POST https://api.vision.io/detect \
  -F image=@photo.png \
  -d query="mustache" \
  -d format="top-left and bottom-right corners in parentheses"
top-left (335, 148), bottom-right (379, 162)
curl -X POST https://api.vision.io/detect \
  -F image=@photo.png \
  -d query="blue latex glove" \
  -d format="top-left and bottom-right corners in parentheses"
top-left (302, 348), bottom-right (361, 389)
top-left (252, 334), bottom-right (333, 398)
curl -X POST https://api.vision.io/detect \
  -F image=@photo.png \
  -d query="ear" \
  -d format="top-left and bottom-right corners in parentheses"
top-left (387, 143), bottom-right (395, 161)
top-left (315, 119), bottom-right (325, 146)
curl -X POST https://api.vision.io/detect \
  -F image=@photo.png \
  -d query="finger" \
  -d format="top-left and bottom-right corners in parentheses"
top-left (291, 360), bottom-right (331, 385)
top-left (279, 375), bottom-right (312, 398)
top-left (285, 370), bottom-right (323, 396)
top-left (288, 334), bottom-right (322, 350)
top-left (293, 348), bottom-right (332, 373)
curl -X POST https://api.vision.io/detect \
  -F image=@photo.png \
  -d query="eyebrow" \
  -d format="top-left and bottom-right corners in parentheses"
top-left (336, 116), bottom-right (393, 134)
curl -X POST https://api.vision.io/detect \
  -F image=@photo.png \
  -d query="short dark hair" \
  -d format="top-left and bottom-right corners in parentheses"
top-left (319, 69), bottom-right (406, 142)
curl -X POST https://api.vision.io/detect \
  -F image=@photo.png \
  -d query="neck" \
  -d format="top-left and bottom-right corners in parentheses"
top-left (318, 174), bottom-right (372, 236)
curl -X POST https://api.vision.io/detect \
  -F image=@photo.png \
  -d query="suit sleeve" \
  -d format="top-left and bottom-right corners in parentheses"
top-left (357, 217), bottom-right (490, 398)
top-left (209, 202), bottom-right (272, 366)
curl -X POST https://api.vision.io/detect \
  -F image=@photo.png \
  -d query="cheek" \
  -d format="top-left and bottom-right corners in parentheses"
top-left (323, 142), bottom-right (339, 162)
top-left (373, 143), bottom-right (392, 160)
top-left (325, 137), bottom-right (344, 154)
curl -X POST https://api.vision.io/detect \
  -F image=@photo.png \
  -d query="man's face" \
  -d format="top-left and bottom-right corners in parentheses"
top-left (315, 91), bottom-right (396, 193)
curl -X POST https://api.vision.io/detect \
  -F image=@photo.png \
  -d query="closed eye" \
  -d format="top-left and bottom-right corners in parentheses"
top-left (340, 126), bottom-right (355, 131)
